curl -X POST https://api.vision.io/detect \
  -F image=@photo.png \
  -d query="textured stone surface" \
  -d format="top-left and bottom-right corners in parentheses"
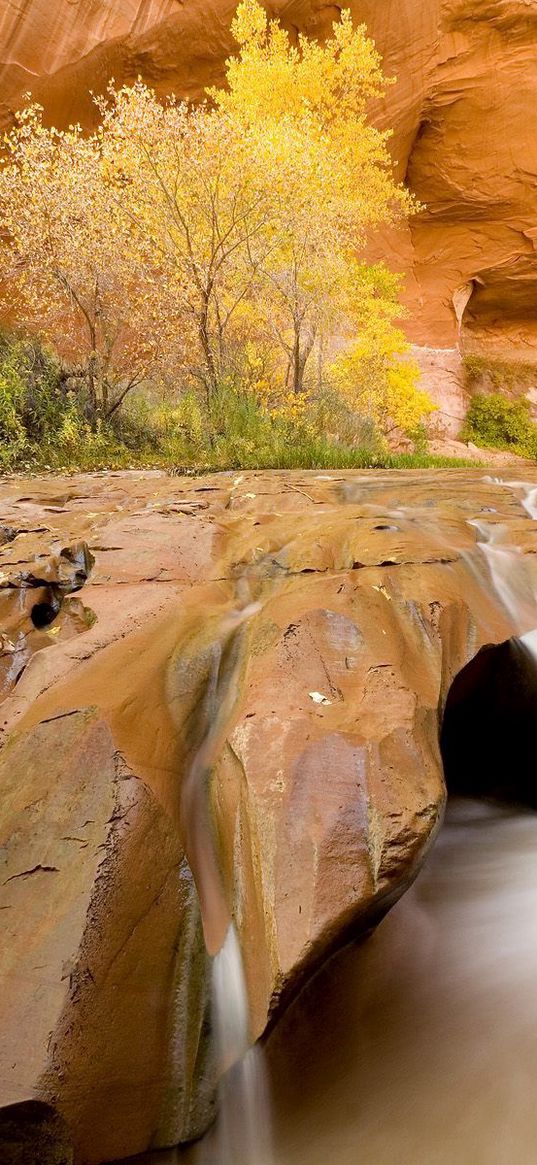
top-left (411, 347), bottom-right (467, 438)
top-left (2, 469), bottom-right (537, 1163)
top-left (1, 0), bottom-right (536, 359)
top-left (0, 707), bottom-right (212, 1164)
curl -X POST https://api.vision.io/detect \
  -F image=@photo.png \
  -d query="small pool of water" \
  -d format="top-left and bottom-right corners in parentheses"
top-left (122, 799), bottom-right (537, 1165)
top-left (265, 799), bottom-right (537, 1165)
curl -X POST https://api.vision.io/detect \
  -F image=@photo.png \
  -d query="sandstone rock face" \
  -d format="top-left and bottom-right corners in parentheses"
top-left (1, 0), bottom-right (536, 365)
top-left (2, 468), bottom-right (537, 1161)
top-left (0, 711), bottom-right (213, 1164)
top-left (411, 347), bottom-right (468, 438)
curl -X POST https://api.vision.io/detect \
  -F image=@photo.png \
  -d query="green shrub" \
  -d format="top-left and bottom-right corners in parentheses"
top-left (463, 354), bottom-right (537, 395)
top-left (0, 337), bottom-right (128, 471)
top-left (0, 337), bottom-right (474, 474)
top-left (462, 392), bottom-right (537, 456)
top-left (0, 349), bottom-right (29, 469)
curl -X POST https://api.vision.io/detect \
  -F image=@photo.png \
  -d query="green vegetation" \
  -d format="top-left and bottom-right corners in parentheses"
top-left (3, 7), bottom-right (533, 478)
top-left (462, 391), bottom-right (537, 459)
top-left (0, 2), bottom-right (439, 477)
top-left (463, 354), bottom-right (537, 396)
top-left (462, 356), bottom-right (537, 459)
top-left (0, 340), bottom-right (125, 472)
top-left (0, 338), bottom-right (471, 474)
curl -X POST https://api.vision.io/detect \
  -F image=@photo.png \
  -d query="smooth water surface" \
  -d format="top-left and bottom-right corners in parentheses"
top-left (265, 799), bottom-right (537, 1165)
top-left (125, 800), bottom-right (537, 1165)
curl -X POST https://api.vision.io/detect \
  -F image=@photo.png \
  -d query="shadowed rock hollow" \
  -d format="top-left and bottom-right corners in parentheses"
top-left (441, 635), bottom-right (537, 806)
top-left (2, 468), bottom-right (537, 1162)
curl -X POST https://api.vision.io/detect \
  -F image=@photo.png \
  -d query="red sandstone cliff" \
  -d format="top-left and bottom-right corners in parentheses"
top-left (1, 1), bottom-right (536, 387)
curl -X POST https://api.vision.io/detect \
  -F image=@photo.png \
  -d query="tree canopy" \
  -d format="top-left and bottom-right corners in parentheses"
top-left (0, 0), bottom-right (432, 441)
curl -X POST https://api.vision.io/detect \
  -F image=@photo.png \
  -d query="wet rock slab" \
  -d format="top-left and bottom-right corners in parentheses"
top-left (1, 467), bottom-right (537, 1163)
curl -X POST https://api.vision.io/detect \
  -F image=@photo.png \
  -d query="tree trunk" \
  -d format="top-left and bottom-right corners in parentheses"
top-left (87, 353), bottom-right (98, 421)
top-left (292, 325), bottom-right (315, 394)
top-left (292, 334), bottom-right (302, 394)
top-left (106, 381), bottom-right (136, 421)
top-left (101, 378), bottom-right (109, 417)
top-left (88, 354), bottom-right (108, 420)
top-left (199, 293), bottom-right (218, 404)
top-left (317, 332), bottom-right (324, 392)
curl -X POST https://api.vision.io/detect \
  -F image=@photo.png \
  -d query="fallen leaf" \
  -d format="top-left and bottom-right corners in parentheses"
top-left (309, 691), bottom-right (332, 706)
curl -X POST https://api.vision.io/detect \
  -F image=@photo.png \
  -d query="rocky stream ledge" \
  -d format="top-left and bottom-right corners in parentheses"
top-left (1, 468), bottom-right (537, 1163)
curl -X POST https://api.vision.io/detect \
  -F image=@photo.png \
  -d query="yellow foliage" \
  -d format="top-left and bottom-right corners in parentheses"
top-left (0, 0), bottom-right (426, 447)
top-left (232, 0), bottom-right (267, 47)
top-left (0, 103), bottom-right (180, 417)
top-left (330, 321), bottom-right (434, 436)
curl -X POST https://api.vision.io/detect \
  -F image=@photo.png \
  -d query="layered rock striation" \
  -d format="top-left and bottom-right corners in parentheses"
top-left (1, 0), bottom-right (537, 372)
top-left (2, 467), bottom-right (537, 1160)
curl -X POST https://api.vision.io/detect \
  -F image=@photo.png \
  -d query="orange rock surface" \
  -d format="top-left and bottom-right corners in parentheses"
top-left (1, 0), bottom-right (536, 358)
top-left (2, 467), bottom-right (537, 1161)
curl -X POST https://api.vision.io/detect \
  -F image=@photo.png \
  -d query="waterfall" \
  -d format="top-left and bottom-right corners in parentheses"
top-left (171, 585), bottom-right (273, 1165)
top-left (467, 479), bottom-right (537, 634)
top-left (486, 478), bottom-right (537, 521)
top-left (518, 486), bottom-right (537, 521)
top-left (468, 517), bottom-right (527, 628)
top-left (210, 926), bottom-right (273, 1165)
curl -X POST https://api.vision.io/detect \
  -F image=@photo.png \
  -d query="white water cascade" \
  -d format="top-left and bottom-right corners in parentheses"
top-left (468, 478), bottom-right (537, 635)
top-left (210, 926), bottom-right (273, 1165)
top-left (468, 517), bottom-right (529, 628)
top-left (172, 585), bottom-right (273, 1165)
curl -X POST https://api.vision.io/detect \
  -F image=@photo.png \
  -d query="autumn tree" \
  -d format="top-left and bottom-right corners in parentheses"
top-left (0, 106), bottom-right (176, 420)
top-left (98, 0), bottom-right (418, 401)
top-left (0, 0), bottom-right (433, 443)
top-left (211, 0), bottom-right (415, 396)
top-left (97, 88), bottom-right (282, 402)
top-left (329, 323), bottom-right (434, 437)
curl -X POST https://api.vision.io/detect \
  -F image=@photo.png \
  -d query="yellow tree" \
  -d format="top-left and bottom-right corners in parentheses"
top-left (0, 1), bottom-right (432, 442)
top-left (211, 0), bottom-right (416, 395)
top-left (99, 1), bottom-right (417, 400)
top-left (0, 105), bottom-right (174, 419)
top-left (98, 85), bottom-right (285, 401)
top-left (325, 260), bottom-right (435, 437)
top-left (329, 322), bottom-right (434, 438)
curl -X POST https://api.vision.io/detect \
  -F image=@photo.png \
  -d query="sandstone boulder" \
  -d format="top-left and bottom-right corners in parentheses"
top-left (2, 468), bottom-right (537, 1161)
top-left (0, 705), bottom-right (212, 1163)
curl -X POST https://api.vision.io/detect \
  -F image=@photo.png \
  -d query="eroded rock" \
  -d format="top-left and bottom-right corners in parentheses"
top-left (2, 468), bottom-right (537, 1161)
top-left (0, 541), bottom-right (95, 697)
top-left (0, 706), bottom-right (212, 1163)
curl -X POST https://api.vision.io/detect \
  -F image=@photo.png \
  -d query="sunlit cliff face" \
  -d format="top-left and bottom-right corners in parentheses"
top-left (1, 0), bottom-right (536, 354)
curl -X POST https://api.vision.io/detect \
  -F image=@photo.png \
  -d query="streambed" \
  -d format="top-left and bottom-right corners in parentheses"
top-left (129, 798), bottom-right (537, 1165)
top-left (5, 469), bottom-right (537, 1163)
top-left (265, 799), bottom-right (537, 1165)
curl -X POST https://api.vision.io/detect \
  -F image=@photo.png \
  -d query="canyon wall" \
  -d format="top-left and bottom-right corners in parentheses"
top-left (1, 0), bottom-right (537, 424)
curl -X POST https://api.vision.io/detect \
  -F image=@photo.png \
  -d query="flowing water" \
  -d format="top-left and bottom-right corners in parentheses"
top-left (474, 477), bottom-right (537, 633)
top-left (211, 927), bottom-right (272, 1165)
top-left (170, 587), bottom-right (273, 1165)
top-left (130, 474), bottom-right (537, 1165)
top-left (264, 799), bottom-right (537, 1165)
top-left (128, 798), bottom-right (537, 1165)
top-left (191, 476), bottom-right (537, 1165)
